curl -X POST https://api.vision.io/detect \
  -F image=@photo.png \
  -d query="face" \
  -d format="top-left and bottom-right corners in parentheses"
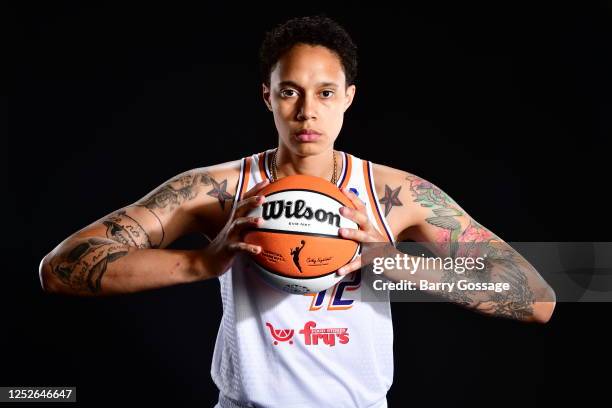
top-left (263, 44), bottom-right (356, 157)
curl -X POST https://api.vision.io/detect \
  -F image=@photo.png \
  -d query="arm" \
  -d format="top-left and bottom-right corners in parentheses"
top-left (39, 161), bottom-right (260, 296)
top-left (339, 164), bottom-right (556, 324)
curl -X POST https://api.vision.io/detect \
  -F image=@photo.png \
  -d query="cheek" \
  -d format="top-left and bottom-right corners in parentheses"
top-left (326, 99), bottom-right (346, 116)
top-left (272, 110), bottom-right (292, 133)
top-left (328, 104), bottom-right (346, 124)
top-left (274, 100), bottom-right (295, 118)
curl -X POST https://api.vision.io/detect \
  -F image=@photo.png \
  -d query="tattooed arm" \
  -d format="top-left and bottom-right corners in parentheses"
top-left (372, 164), bottom-right (556, 324)
top-left (39, 162), bottom-right (241, 296)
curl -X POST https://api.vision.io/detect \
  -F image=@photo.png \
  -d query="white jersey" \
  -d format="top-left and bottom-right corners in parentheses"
top-left (212, 150), bottom-right (396, 408)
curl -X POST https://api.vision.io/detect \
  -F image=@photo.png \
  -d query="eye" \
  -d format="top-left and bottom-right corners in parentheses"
top-left (320, 90), bottom-right (335, 98)
top-left (280, 89), bottom-right (298, 98)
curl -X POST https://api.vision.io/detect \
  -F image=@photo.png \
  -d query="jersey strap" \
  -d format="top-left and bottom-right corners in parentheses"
top-left (362, 160), bottom-right (395, 243)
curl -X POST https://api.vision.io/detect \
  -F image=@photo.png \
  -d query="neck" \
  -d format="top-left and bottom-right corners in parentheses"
top-left (274, 144), bottom-right (337, 181)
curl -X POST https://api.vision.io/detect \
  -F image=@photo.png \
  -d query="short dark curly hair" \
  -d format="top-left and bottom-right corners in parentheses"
top-left (259, 15), bottom-right (358, 87)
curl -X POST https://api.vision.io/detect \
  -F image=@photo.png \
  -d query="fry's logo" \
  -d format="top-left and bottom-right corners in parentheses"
top-left (266, 321), bottom-right (350, 347)
top-left (300, 321), bottom-right (349, 346)
top-left (266, 322), bottom-right (294, 345)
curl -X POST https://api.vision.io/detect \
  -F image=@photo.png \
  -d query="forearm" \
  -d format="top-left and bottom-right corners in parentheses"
top-left (380, 245), bottom-right (556, 323)
top-left (40, 237), bottom-right (207, 296)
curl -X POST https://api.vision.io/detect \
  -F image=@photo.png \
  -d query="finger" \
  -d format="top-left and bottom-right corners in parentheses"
top-left (339, 206), bottom-right (374, 232)
top-left (230, 216), bottom-right (263, 236)
top-left (337, 256), bottom-right (362, 276)
top-left (341, 187), bottom-right (367, 212)
top-left (228, 241), bottom-right (262, 255)
top-left (242, 179), bottom-right (270, 200)
top-left (235, 194), bottom-right (266, 217)
top-left (338, 227), bottom-right (371, 243)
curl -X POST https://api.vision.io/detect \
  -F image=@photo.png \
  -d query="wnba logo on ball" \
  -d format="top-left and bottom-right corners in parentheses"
top-left (262, 199), bottom-right (341, 227)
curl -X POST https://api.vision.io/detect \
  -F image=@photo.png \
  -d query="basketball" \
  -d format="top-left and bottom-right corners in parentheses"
top-left (244, 174), bottom-right (360, 294)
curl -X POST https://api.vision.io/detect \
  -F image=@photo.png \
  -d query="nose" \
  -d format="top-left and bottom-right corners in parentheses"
top-left (297, 93), bottom-right (317, 121)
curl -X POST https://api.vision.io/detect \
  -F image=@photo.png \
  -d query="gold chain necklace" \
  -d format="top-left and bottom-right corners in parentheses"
top-left (271, 148), bottom-right (338, 184)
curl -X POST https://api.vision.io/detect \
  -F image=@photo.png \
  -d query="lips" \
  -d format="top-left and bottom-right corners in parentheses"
top-left (295, 129), bottom-right (322, 142)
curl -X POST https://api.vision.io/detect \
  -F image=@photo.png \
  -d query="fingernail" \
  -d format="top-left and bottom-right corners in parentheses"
top-left (338, 228), bottom-right (345, 235)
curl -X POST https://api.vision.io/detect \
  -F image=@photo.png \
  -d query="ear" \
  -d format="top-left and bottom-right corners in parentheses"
top-left (262, 83), bottom-right (273, 112)
top-left (344, 84), bottom-right (356, 113)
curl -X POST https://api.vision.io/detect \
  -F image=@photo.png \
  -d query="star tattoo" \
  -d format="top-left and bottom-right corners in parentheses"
top-left (207, 179), bottom-right (233, 210)
top-left (379, 185), bottom-right (403, 217)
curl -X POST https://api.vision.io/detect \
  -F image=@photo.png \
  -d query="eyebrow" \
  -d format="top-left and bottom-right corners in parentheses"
top-left (277, 80), bottom-right (340, 89)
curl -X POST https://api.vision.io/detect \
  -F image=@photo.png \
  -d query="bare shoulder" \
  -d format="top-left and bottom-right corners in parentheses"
top-left (371, 162), bottom-right (476, 242)
top-left (370, 162), bottom-right (437, 240)
top-left (134, 158), bottom-right (243, 239)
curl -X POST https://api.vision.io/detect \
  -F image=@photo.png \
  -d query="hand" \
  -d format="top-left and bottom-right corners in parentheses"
top-left (337, 187), bottom-right (387, 276)
top-left (201, 179), bottom-right (269, 278)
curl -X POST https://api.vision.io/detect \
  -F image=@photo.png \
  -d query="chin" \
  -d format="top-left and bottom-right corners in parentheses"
top-left (284, 135), bottom-right (332, 155)
top-left (290, 142), bottom-right (328, 157)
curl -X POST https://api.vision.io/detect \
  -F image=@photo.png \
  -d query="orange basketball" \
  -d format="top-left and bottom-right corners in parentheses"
top-left (244, 174), bottom-right (360, 294)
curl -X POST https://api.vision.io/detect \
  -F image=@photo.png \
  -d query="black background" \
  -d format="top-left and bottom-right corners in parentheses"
top-left (4, 1), bottom-right (610, 407)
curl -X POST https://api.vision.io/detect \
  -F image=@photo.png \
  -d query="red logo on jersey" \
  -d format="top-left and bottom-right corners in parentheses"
top-left (265, 322), bottom-right (294, 345)
top-left (299, 321), bottom-right (350, 347)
